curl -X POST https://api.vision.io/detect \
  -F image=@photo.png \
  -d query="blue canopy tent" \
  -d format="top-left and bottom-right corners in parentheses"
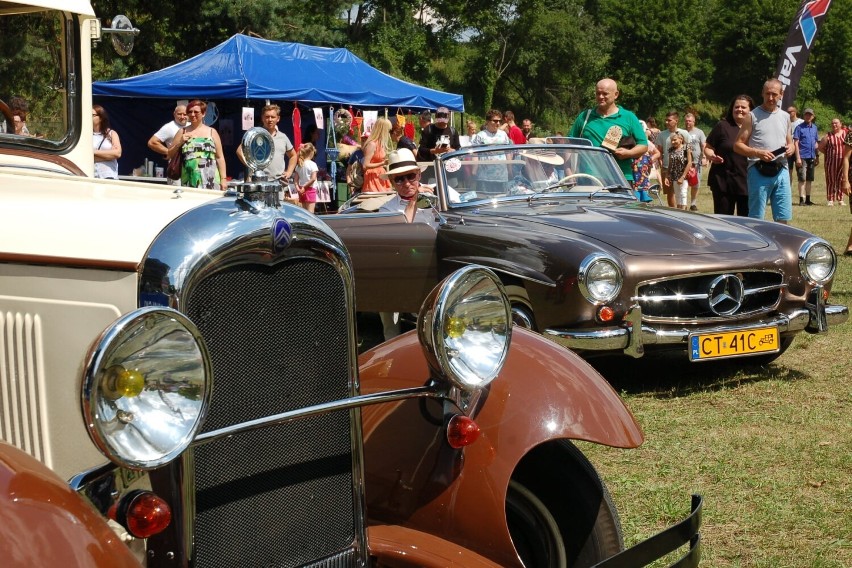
top-left (93, 34), bottom-right (464, 187)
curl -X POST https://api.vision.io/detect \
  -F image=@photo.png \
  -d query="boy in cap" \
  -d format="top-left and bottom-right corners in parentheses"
top-left (416, 106), bottom-right (460, 162)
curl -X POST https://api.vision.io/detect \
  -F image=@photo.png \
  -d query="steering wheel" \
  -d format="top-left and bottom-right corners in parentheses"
top-left (0, 99), bottom-right (14, 130)
top-left (557, 173), bottom-right (604, 187)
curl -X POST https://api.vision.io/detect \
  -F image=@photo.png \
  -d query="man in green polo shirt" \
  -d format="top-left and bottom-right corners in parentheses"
top-left (569, 78), bottom-right (648, 183)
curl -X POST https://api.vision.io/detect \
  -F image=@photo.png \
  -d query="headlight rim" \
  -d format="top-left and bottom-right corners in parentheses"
top-left (81, 306), bottom-right (213, 471)
top-left (578, 253), bottom-right (623, 303)
top-left (420, 266), bottom-right (512, 392)
top-left (798, 237), bottom-right (837, 285)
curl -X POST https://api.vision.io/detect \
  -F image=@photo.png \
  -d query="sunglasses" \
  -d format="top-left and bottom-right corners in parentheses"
top-left (391, 172), bottom-right (418, 185)
top-left (435, 112), bottom-right (449, 119)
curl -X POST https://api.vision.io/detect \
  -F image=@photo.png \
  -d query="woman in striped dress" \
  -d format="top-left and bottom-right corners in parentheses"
top-left (817, 118), bottom-right (847, 206)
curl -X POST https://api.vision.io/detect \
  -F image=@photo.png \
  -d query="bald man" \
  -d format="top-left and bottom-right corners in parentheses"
top-left (569, 78), bottom-right (647, 184)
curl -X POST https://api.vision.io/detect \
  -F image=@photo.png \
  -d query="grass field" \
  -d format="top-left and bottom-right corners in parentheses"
top-left (578, 174), bottom-right (852, 567)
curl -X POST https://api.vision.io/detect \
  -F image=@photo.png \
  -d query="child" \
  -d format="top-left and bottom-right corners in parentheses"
top-left (294, 143), bottom-right (318, 213)
top-left (667, 133), bottom-right (692, 209)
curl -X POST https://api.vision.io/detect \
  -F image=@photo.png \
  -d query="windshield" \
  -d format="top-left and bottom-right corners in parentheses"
top-left (421, 144), bottom-right (632, 208)
top-left (0, 5), bottom-right (75, 148)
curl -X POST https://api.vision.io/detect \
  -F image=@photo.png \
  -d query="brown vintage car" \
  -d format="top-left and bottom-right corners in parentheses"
top-left (326, 144), bottom-right (848, 364)
top-left (1, 2), bottom-right (701, 565)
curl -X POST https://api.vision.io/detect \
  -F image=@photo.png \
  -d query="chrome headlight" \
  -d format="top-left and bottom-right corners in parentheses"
top-left (578, 253), bottom-right (623, 303)
top-left (798, 238), bottom-right (836, 284)
top-left (82, 307), bottom-right (212, 470)
top-left (418, 266), bottom-right (512, 390)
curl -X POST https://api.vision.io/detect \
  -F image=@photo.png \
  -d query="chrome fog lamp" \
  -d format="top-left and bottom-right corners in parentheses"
top-left (418, 266), bottom-right (512, 390)
top-left (82, 307), bottom-right (212, 470)
top-left (799, 238), bottom-right (836, 284)
top-left (578, 253), bottom-right (623, 303)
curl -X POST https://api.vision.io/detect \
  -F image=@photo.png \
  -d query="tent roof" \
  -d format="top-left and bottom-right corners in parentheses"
top-left (93, 34), bottom-right (464, 111)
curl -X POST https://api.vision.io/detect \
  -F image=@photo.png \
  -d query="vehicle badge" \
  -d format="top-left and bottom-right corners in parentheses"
top-left (707, 274), bottom-right (744, 316)
top-left (272, 218), bottom-right (292, 253)
top-left (601, 126), bottom-right (623, 151)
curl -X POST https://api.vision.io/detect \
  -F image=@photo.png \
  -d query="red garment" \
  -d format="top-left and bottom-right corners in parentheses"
top-left (508, 124), bottom-right (526, 145)
top-left (404, 112), bottom-right (415, 140)
top-left (292, 105), bottom-right (302, 151)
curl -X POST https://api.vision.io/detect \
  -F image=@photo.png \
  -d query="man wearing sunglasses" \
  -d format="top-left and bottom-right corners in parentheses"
top-left (416, 106), bottom-right (461, 162)
top-left (378, 148), bottom-right (436, 225)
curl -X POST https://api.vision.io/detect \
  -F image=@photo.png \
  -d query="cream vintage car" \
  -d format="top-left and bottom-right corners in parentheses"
top-left (0, 2), bottom-right (701, 567)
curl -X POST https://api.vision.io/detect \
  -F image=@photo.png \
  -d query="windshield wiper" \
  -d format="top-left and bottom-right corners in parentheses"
top-left (588, 184), bottom-right (634, 200)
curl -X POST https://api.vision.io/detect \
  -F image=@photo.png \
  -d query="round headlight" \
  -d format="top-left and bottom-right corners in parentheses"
top-left (578, 254), bottom-right (623, 303)
top-left (418, 266), bottom-right (512, 390)
top-left (799, 239), bottom-right (836, 284)
top-left (82, 307), bottom-right (212, 470)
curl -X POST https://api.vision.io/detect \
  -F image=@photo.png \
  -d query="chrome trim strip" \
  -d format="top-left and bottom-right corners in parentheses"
top-left (193, 386), bottom-right (443, 446)
top-left (544, 304), bottom-right (849, 354)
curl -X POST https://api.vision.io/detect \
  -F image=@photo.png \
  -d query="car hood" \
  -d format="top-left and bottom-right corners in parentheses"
top-left (465, 202), bottom-right (771, 256)
top-left (0, 170), bottom-right (221, 267)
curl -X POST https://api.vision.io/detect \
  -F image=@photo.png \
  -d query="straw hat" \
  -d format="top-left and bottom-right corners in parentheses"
top-left (380, 148), bottom-right (426, 179)
top-left (520, 149), bottom-right (564, 166)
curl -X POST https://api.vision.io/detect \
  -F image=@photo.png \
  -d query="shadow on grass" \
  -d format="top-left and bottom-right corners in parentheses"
top-left (587, 351), bottom-right (810, 398)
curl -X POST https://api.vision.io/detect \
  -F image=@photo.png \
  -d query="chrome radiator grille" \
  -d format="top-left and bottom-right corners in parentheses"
top-left (638, 271), bottom-right (784, 320)
top-left (185, 258), bottom-right (357, 568)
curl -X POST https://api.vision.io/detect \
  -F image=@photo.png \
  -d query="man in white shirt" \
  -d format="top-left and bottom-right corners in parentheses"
top-left (148, 104), bottom-right (187, 185)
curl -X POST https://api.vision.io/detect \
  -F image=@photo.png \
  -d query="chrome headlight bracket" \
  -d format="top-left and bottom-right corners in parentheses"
top-left (578, 253), bottom-right (623, 303)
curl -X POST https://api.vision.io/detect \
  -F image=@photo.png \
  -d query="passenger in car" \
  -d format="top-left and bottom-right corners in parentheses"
top-left (378, 148), bottom-right (436, 225)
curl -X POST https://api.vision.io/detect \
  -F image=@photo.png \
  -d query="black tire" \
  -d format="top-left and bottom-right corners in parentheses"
top-left (508, 441), bottom-right (623, 568)
top-left (505, 285), bottom-right (537, 330)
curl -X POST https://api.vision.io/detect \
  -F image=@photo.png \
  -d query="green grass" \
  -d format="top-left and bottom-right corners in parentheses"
top-left (578, 173), bottom-right (852, 567)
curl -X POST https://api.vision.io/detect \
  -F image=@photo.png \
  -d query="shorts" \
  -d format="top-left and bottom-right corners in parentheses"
top-left (796, 158), bottom-right (815, 182)
top-left (300, 188), bottom-right (317, 203)
top-left (747, 165), bottom-right (792, 222)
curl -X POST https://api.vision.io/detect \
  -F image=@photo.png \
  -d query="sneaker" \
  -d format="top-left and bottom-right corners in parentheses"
top-left (689, 205), bottom-right (698, 211)
top-left (799, 197), bottom-right (805, 205)
top-left (828, 200), bottom-right (834, 206)
top-left (805, 200), bottom-right (814, 206)
top-left (840, 201), bottom-right (846, 206)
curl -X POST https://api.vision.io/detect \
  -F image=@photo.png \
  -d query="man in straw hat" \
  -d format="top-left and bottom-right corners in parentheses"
top-left (378, 148), bottom-right (436, 224)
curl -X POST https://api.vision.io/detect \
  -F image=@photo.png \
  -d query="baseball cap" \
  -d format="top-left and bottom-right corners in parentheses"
top-left (419, 109), bottom-right (432, 120)
top-left (803, 108), bottom-right (815, 116)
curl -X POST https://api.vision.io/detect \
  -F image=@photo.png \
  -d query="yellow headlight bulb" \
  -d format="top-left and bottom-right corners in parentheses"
top-left (102, 365), bottom-right (145, 399)
top-left (445, 316), bottom-right (467, 339)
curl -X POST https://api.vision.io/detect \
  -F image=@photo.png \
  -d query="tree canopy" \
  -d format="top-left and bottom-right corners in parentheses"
top-left (90, 0), bottom-right (852, 131)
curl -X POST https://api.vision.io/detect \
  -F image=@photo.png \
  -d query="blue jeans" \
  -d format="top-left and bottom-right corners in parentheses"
top-left (747, 165), bottom-right (792, 222)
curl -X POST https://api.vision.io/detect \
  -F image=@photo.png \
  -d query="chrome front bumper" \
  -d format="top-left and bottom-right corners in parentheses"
top-left (545, 297), bottom-right (849, 358)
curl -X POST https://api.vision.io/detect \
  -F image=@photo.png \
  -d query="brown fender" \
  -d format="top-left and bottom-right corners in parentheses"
top-left (359, 327), bottom-right (643, 566)
top-left (0, 442), bottom-right (140, 568)
top-left (368, 525), bottom-right (503, 567)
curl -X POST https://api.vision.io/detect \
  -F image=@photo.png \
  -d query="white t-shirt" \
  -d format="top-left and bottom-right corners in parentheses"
top-left (295, 159), bottom-right (318, 187)
top-left (153, 120), bottom-right (183, 147)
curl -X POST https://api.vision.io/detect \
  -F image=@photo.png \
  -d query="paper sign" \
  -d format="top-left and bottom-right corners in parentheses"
top-left (242, 107), bottom-right (255, 130)
top-left (601, 125), bottom-right (622, 151)
top-left (313, 108), bottom-right (324, 130)
top-left (362, 110), bottom-right (378, 134)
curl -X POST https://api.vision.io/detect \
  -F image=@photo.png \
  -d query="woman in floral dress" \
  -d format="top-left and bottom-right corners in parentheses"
top-left (168, 99), bottom-right (226, 190)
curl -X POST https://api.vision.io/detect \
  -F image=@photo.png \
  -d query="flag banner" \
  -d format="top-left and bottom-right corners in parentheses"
top-left (776, 0), bottom-right (833, 109)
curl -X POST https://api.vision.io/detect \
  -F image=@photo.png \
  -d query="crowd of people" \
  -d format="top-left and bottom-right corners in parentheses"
top-left (82, 80), bottom-right (850, 239)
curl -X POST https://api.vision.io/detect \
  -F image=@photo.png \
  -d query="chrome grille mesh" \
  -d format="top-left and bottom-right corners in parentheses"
top-left (638, 271), bottom-right (784, 319)
top-left (186, 259), bottom-right (357, 568)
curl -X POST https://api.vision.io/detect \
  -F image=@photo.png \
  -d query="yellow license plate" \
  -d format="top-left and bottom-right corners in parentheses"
top-left (689, 326), bottom-right (779, 361)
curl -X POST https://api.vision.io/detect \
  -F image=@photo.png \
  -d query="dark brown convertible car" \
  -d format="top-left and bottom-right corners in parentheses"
top-left (325, 143), bottom-right (848, 363)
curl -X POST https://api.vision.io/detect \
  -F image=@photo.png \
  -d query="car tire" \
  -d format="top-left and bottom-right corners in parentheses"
top-left (506, 285), bottom-right (536, 330)
top-left (508, 441), bottom-right (623, 568)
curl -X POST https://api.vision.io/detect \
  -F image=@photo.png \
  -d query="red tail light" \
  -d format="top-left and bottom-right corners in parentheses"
top-left (114, 490), bottom-right (172, 538)
top-left (598, 305), bottom-right (615, 322)
top-left (447, 414), bottom-right (481, 448)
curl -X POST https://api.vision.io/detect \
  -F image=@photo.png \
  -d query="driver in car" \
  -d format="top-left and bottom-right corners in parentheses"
top-left (379, 148), bottom-right (437, 225)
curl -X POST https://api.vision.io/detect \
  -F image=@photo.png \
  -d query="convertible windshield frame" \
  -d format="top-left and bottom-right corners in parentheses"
top-left (428, 143), bottom-right (634, 211)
